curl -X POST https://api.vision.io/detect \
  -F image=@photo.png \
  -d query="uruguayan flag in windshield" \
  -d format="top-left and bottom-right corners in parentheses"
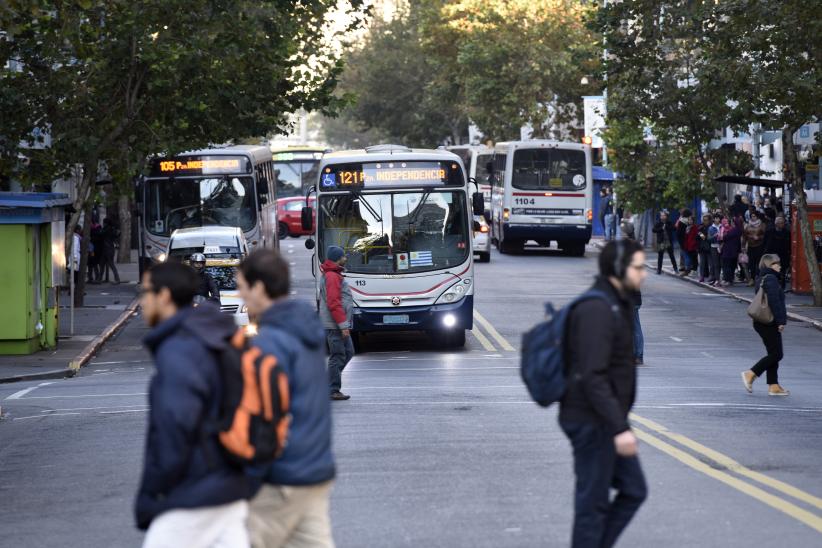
top-left (409, 251), bottom-right (433, 267)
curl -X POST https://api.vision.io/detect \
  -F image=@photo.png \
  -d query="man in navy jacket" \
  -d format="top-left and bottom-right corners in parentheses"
top-left (136, 262), bottom-right (250, 547)
top-left (237, 250), bottom-right (336, 548)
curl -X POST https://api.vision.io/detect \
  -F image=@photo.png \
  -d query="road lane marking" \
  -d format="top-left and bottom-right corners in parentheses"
top-left (700, 351), bottom-right (715, 358)
top-left (5, 382), bottom-right (54, 400)
top-left (670, 336), bottom-right (683, 342)
top-left (21, 392), bottom-right (147, 400)
top-left (13, 412), bottom-right (82, 420)
top-left (470, 327), bottom-right (497, 352)
top-left (631, 413), bottom-right (822, 512)
top-left (632, 425), bottom-right (822, 534)
top-left (473, 311), bottom-right (516, 351)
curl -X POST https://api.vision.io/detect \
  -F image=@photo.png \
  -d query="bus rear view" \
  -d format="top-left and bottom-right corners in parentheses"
top-left (491, 141), bottom-right (593, 256)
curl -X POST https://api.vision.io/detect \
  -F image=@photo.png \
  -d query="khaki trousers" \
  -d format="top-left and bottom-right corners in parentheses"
top-left (248, 481), bottom-right (334, 548)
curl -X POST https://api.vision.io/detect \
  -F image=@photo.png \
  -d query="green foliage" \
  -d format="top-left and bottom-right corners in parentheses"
top-left (331, 0), bottom-right (600, 147)
top-left (0, 0), bottom-right (366, 183)
top-left (329, 2), bottom-right (468, 147)
top-left (446, 0), bottom-right (600, 141)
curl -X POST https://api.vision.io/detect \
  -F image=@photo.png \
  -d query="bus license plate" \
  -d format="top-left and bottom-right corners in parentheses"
top-left (383, 314), bottom-right (410, 325)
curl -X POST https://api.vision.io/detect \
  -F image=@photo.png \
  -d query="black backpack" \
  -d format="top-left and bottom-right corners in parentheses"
top-left (520, 290), bottom-right (612, 407)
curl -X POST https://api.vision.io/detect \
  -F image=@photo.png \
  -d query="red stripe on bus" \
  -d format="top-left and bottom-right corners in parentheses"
top-left (512, 192), bottom-right (585, 197)
top-left (349, 265), bottom-right (471, 297)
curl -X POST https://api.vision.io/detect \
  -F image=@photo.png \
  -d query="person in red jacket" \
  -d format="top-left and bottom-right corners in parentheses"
top-left (682, 216), bottom-right (700, 277)
top-left (320, 246), bottom-right (354, 401)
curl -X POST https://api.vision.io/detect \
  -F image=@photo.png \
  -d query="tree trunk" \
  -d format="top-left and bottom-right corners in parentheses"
top-left (783, 127), bottom-right (822, 306)
top-left (117, 194), bottom-right (132, 263)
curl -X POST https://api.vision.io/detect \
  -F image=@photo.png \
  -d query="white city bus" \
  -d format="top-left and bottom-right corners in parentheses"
top-left (270, 146), bottom-right (327, 198)
top-left (446, 145), bottom-right (494, 212)
top-left (137, 145), bottom-right (277, 276)
top-left (303, 145), bottom-right (485, 349)
top-left (489, 140), bottom-right (593, 256)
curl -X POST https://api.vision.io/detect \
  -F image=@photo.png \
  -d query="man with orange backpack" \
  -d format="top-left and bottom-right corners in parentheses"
top-left (136, 261), bottom-right (250, 547)
top-left (237, 250), bottom-right (336, 548)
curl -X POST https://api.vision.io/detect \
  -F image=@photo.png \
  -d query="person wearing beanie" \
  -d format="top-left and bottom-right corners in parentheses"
top-left (319, 245), bottom-right (354, 400)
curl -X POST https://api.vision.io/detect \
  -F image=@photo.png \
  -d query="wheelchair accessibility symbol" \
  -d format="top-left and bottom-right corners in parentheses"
top-left (321, 173), bottom-right (337, 188)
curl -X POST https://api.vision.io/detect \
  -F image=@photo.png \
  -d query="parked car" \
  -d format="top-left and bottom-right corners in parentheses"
top-left (164, 226), bottom-right (250, 325)
top-left (277, 196), bottom-right (316, 239)
top-left (473, 214), bottom-right (491, 263)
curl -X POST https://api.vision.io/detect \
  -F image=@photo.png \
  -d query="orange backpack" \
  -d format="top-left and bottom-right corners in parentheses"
top-left (215, 329), bottom-right (291, 465)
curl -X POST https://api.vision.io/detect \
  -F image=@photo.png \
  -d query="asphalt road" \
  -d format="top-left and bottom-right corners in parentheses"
top-left (1, 237), bottom-right (821, 547)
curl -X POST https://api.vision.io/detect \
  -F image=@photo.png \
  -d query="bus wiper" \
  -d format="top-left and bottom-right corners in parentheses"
top-left (408, 190), bottom-right (431, 226)
top-left (353, 189), bottom-right (382, 223)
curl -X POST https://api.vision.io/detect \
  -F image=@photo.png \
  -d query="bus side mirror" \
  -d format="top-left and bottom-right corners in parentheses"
top-left (305, 238), bottom-right (316, 250)
top-left (472, 192), bottom-right (485, 216)
top-left (301, 206), bottom-right (314, 231)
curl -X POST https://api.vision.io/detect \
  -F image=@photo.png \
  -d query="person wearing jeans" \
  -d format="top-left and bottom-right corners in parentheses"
top-left (320, 246), bottom-right (355, 401)
top-left (559, 240), bottom-right (649, 548)
top-left (741, 255), bottom-right (789, 396)
top-left (632, 290), bottom-right (644, 366)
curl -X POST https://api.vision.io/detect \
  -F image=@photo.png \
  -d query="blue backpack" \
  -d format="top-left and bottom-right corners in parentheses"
top-left (520, 290), bottom-right (612, 407)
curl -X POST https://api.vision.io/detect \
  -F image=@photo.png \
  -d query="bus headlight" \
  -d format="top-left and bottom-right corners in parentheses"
top-left (437, 281), bottom-right (467, 304)
top-left (157, 253), bottom-right (167, 263)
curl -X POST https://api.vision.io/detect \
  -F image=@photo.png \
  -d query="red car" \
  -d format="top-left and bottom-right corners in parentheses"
top-left (277, 197), bottom-right (316, 238)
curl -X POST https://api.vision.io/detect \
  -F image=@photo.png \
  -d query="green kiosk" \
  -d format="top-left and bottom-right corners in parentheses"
top-left (0, 192), bottom-right (72, 354)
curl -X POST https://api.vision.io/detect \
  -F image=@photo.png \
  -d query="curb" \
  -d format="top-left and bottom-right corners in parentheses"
top-left (0, 297), bottom-right (139, 384)
top-left (68, 296), bottom-right (140, 372)
top-left (0, 368), bottom-right (77, 385)
top-left (592, 240), bottom-right (822, 333)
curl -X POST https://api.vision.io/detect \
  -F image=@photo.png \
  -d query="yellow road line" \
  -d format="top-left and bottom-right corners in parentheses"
top-left (470, 327), bottom-right (497, 352)
top-left (633, 426), bottom-right (822, 534)
top-left (474, 311), bottom-right (516, 351)
top-left (631, 413), bottom-right (822, 511)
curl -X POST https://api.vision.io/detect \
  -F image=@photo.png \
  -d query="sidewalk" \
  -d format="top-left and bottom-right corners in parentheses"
top-left (592, 237), bottom-right (822, 330)
top-left (0, 259), bottom-right (140, 383)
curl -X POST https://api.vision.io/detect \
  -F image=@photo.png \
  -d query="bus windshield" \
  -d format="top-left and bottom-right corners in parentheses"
top-left (512, 148), bottom-right (587, 192)
top-left (317, 191), bottom-right (469, 274)
top-left (146, 177), bottom-right (256, 236)
top-left (274, 160), bottom-right (320, 198)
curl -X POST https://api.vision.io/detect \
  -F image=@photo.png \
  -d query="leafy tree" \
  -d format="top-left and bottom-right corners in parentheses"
top-left (707, 0), bottom-right (822, 304)
top-left (445, 0), bottom-right (600, 141)
top-left (332, 2), bottom-right (468, 147)
top-left (1, 0), bottom-right (365, 305)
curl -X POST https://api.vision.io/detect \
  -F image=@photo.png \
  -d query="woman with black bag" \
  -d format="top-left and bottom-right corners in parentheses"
top-left (741, 254), bottom-right (789, 396)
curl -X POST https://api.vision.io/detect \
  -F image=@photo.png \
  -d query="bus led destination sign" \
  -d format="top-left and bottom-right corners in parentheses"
top-left (149, 155), bottom-right (247, 176)
top-left (320, 161), bottom-right (462, 189)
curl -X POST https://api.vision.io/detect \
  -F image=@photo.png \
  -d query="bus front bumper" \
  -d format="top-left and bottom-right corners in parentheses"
top-left (503, 222), bottom-right (592, 242)
top-left (353, 295), bottom-right (474, 333)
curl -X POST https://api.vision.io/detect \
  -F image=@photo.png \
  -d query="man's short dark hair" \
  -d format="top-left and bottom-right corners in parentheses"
top-left (147, 262), bottom-right (199, 307)
top-left (599, 239), bottom-right (644, 279)
top-left (239, 249), bottom-right (290, 299)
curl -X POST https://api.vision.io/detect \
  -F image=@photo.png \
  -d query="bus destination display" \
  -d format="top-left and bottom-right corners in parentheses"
top-left (149, 155), bottom-right (247, 176)
top-left (320, 162), bottom-right (462, 189)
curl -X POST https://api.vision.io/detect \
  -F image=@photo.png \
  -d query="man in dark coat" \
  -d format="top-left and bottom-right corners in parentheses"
top-left (765, 216), bottom-right (791, 288)
top-left (559, 239), bottom-right (648, 548)
top-left (100, 217), bottom-right (120, 283)
top-left (136, 262), bottom-right (249, 546)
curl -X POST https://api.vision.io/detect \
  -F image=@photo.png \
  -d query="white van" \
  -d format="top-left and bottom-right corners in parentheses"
top-left (165, 226), bottom-right (250, 325)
